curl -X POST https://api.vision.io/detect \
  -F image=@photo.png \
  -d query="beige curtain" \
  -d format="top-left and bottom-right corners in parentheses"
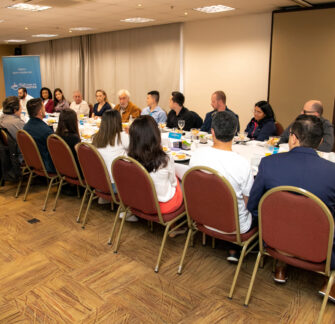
top-left (23, 23), bottom-right (180, 111)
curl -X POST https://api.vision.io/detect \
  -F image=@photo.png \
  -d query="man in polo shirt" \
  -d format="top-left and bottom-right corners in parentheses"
top-left (201, 90), bottom-right (240, 133)
top-left (141, 90), bottom-right (167, 124)
top-left (166, 91), bottom-right (200, 131)
top-left (248, 114), bottom-right (335, 301)
top-left (114, 89), bottom-right (141, 123)
top-left (23, 98), bottom-right (55, 173)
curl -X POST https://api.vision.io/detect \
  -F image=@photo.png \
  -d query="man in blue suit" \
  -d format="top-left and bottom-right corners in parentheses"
top-left (200, 90), bottom-right (240, 133)
top-left (248, 114), bottom-right (335, 301)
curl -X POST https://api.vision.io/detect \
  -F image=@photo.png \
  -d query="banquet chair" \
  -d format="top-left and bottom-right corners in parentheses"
top-left (16, 130), bottom-right (60, 211)
top-left (0, 129), bottom-right (8, 186)
top-left (244, 186), bottom-right (334, 324)
top-left (111, 156), bottom-right (186, 272)
top-left (76, 142), bottom-right (119, 229)
top-left (47, 134), bottom-right (86, 215)
top-left (178, 166), bottom-right (258, 299)
top-left (275, 122), bottom-right (284, 136)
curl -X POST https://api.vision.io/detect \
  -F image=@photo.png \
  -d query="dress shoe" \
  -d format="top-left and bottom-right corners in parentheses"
top-left (318, 282), bottom-right (335, 303)
top-left (274, 265), bottom-right (287, 283)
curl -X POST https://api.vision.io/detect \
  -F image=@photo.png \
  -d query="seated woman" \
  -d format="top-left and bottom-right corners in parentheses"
top-left (128, 115), bottom-right (183, 214)
top-left (91, 110), bottom-right (134, 216)
top-left (54, 88), bottom-right (70, 112)
top-left (56, 109), bottom-right (81, 158)
top-left (245, 101), bottom-right (276, 141)
top-left (92, 89), bottom-right (112, 118)
top-left (40, 87), bottom-right (54, 113)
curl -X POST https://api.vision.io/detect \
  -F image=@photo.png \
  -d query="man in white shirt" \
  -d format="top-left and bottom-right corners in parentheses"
top-left (70, 90), bottom-right (90, 117)
top-left (18, 87), bottom-right (33, 113)
top-left (189, 111), bottom-right (254, 262)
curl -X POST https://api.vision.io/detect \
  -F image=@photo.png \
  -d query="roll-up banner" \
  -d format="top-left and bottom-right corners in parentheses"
top-left (2, 55), bottom-right (42, 98)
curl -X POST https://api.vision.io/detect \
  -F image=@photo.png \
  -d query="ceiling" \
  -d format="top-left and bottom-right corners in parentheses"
top-left (0, 0), bottom-right (334, 44)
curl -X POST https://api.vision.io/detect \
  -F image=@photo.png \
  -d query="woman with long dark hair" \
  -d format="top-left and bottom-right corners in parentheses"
top-left (128, 115), bottom-right (183, 214)
top-left (54, 88), bottom-right (69, 112)
top-left (40, 87), bottom-right (54, 113)
top-left (56, 108), bottom-right (81, 159)
top-left (245, 101), bottom-right (276, 141)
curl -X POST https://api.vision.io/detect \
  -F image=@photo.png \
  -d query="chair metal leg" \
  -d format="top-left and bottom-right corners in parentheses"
top-left (154, 223), bottom-right (171, 273)
top-left (244, 251), bottom-right (262, 306)
top-left (110, 201), bottom-right (114, 211)
top-left (317, 272), bottom-right (335, 324)
top-left (43, 177), bottom-right (55, 211)
top-left (177, 228), bottom-right (193, 274)
top-left (202, 232), bottom-right (206, 246)
top-left (53, 177), bottom-right (64, 211)
top-left (81, 191), bottom-right (94, 228)
top-left (108, 205), bottom-right (122, 245)
top-left (113, 208), bottom-right (128, 253)
top-left (15, 177), bottom-right (23, 198)
top-left (228, 243), bottom-right (248, 299)
top-left (212, 237), bottom-right (216, 248)
top-left (23, 172), bottom-right (33, 201)
top-left (150, 221), bottom-right (154, 232)
top-left (77, 186), bottom-right (88, 223)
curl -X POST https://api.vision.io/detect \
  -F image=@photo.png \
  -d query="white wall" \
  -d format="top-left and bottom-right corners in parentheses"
top-left (183, 13), bottom-right (272, 130)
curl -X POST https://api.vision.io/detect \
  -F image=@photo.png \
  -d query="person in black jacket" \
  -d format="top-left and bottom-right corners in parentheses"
top-left (166, 91), bottom-right (202, 131)
top-left (245, 101), bottom-right (276, 141)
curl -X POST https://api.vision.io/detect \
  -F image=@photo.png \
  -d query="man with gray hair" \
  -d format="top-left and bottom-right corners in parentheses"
top-left (279, 100), bottom-right (334, 152)
top-left (114, 89), bottom-right (141, 123)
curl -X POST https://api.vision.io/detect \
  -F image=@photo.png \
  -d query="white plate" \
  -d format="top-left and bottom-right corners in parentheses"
top-left (171, 152), bottom-right (191, 162)
top-left (234, 136), bottom-right (250, 142)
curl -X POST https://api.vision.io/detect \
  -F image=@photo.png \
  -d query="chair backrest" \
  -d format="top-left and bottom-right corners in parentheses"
top-left (0, 129), bottom-right (8, 146)
top-left (47, 134), bottom-right (84, 186)
top-left (182, 166), bottom-right (240, 237)
top-left (16, 129), bottom-right (46, 175)
top-left (190, 111), bottom-right (203, 129)
top-left (76, 142), bottom-right (115, 199)
top-left (112, 156), bottom-right (161, 218)
top-left (275, 122), bottom-right (284, 136)
top-left (88, 104), bottom-right (93, 118)
top-left (259, 186), bottom-right (334, 268)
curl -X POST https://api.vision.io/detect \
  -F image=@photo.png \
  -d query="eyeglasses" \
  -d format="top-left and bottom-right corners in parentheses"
top-left (289, 130), bottom-right (299, 140)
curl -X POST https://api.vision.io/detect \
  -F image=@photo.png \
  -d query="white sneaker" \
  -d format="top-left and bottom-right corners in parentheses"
top-left (119, 211), bottom-right (138, 222)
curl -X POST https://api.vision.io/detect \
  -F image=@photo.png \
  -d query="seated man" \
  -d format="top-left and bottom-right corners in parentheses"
top-left (189, 111), bottom-right (254, 261)
top-left (141, 90), bottom-right (167, 124)
top-left (279, 100), bottom-right (334, 152)
top-left (248, 114), bottom-right (335, 300)
top-left (0, 96), bottom-right (25, 139)
top-left (167, 91), bottom-right (201, 131)
top-left (201, 90), bottom-right (240, 133)
top-left (23, 98), bottom-right (55, 173)
top-left (114, 89), bottom-right (141, 123)
top-left (70, 90), bottom-right (90, 117)
top-left (18, 87), bottom-right (33, 113)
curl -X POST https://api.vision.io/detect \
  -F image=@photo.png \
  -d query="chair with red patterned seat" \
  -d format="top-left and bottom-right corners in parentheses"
top-left (47, 134), bottom-right (86, 217)
top-left (178, 166), bottom-right (258, 299)
top-left (16, 129), bottom-right (59, 210)
top-left (111, 156), bottom-right (186, 272)
top-left (244, 186), bottom-right (335, 324)
top-left (76, 142), bottom-right (119, 230)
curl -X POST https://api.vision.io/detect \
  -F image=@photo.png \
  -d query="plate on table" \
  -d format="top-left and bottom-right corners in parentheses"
top-left (171, 151), bottom-right (191, 162)
top-left (234, 136), bottom-right (250, 143)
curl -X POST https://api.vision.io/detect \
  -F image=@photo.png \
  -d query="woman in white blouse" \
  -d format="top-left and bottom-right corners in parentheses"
top-left (128, 115), bottom-right (183, 214)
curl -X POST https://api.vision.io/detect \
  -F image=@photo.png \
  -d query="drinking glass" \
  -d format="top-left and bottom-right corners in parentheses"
top-left (178, 119), bottom-right (185, 131)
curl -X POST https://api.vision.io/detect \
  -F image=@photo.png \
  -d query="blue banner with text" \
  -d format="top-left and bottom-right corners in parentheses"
top-left (2, 56), bottom-right (41, 98)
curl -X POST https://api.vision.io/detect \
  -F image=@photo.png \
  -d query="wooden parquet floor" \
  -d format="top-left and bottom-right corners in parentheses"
top-left (0, 181), bottom-right (334, 324)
